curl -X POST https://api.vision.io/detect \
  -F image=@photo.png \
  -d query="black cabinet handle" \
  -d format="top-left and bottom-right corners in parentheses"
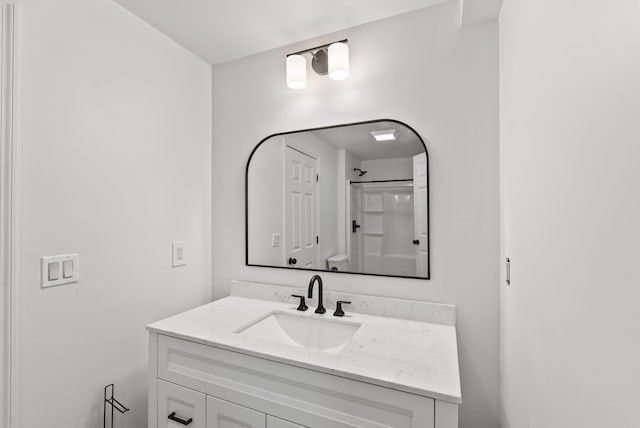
top-left (352, 220), bottom-right (361, 233)
top-left (412, 239), bottom-right (420, 245)
top-left (288, 257), bottom-right (297, 265)
top-left (168, 412), bottom-right (193, 426)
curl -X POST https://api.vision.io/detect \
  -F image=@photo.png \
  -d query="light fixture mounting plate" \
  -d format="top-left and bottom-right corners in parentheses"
top-left (311, 49), bottom-right (328, 76)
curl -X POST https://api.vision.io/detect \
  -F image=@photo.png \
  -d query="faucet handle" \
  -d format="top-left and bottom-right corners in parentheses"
top-left (333, 301), bottom-right (352, 317)
top-left (291, 295), bottom-right (308, 311)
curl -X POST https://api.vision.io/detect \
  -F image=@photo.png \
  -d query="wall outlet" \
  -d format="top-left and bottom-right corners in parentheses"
top-left (172, 241), bottom-right (186, 267)
top-left (41, 254), bottom-right (80, 288)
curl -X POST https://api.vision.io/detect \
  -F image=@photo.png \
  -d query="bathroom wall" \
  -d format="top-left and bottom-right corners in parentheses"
top-left (500, 0), bottom-right (640, 427)
top-left (337, 149), bottom-right (362, 254)
top-left (360, 157), bottom-right (414, 181)
top-left (247, 138), bottom-right (284, 265)
top-left (15, 0), bottom-right (212, 427)
top-left (248, 132), bottom-right (340, 268)
top-left (212, 2), bottom-right (500, 427)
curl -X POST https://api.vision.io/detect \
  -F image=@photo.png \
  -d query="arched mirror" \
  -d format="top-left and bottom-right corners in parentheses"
top-left (246, 119), bottom-right (430, 279)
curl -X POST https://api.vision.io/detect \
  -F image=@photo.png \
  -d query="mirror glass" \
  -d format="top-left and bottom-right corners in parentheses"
top-left (246, 119), bottom-right (429, 279)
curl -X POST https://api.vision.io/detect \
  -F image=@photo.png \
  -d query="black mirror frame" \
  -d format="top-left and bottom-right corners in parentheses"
top-left (245, 118), bottom-right (430, 280)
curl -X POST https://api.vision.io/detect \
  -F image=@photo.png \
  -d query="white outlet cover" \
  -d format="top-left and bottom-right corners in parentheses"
top-left (41, 254), bottom-right (80, 288)
top-left (172, 241), bottom-right (186, 267)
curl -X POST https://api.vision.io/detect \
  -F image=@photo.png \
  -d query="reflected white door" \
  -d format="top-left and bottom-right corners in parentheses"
top-left (285, 146), bottom-right (317, 269)
top-left (350, 184), bottom-right (362, 272)
top-left (413, 153), bottom-right (429, 277)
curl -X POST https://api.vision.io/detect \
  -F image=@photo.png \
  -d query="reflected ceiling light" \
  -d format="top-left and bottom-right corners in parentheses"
top-left (286, 39), bottom-right (349, 89)
top-left (286, 54), bottom-right (307, 89)
top-left (371, 129), bottom-right (397, 142)
top-left (328, 42), bottom-right (349, 80)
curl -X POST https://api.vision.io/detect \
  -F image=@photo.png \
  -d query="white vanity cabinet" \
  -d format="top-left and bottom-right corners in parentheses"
top-left (149, 332), bottom-right (457, 428)
top-left (157, 380), bottom-right (205, 428)
top-left (157, 377), bottom-right (301, 428)
top-left (207, 396), bottom-right (266, 428)
top-left (207, 398), bottom-right (306, 428)
top-left (267, 416), bottom-right (304, 428)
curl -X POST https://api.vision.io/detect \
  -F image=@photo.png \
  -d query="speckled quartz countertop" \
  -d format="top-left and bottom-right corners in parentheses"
top-left (147, 296), bottom-right (461, 404)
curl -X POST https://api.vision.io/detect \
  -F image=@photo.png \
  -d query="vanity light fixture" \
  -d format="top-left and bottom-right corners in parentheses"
top-left (286, 54), bottom-right (307, 89)
top-left (328, 42), bottom-right (349, 80)
top-left (371, 129), bottom-right (397, 142)
top-left (286, 39), bottom-right (349, 89)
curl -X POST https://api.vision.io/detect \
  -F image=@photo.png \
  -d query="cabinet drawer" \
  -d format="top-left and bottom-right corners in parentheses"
top-left (207, 396), bottom-right (266, 428)
top-left (267, 416), bottom-right (306, 428)
top-left (158, 379), bottom-right (206, 428)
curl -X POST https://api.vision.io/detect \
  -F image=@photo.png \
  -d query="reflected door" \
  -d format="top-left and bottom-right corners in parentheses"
top-left (285, 146), bottom-right (317, 269)
top-left (413, 153), bottom-right (429, 277)
top-left (349, 184), bottom-right (362, 272)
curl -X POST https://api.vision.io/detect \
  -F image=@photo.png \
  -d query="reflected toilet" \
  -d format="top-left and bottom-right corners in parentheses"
top-left (327, 254), bottom-right (349, 271)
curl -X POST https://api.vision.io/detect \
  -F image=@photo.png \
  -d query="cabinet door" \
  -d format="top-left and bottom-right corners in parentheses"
top-left (207, 396), bottom-right (266, 428)
top-left (157, 379), bottom-right (206, 428)
top-left (266, 416), bottom-right (305, 428)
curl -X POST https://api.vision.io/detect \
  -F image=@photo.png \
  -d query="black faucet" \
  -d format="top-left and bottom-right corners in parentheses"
top-left (307, 275), bottom-right (326, 314)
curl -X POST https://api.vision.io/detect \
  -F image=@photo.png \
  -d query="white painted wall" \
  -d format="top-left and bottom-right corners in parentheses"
top-left (248, 132), bottom-right (340, 268)
top-left (500, 0), bottom-right (640, 427)
top-left (15, 1), bottom-right (212, 427)
top-left (344, 151), bottom-right (362, 183)
top-left (212, 2), bottom-right (500, 427)
top-left (0, 5), bottom-right (15, 427)
top-left (337, 149), bottom-right (362, 254)
top-left (248, 137), bottom-right (285, 266)
top-left (360, 157), bottom-right (413, 181)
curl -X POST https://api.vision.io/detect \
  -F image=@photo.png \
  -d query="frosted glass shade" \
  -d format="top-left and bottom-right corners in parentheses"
top-left (286, 54), bottom-right (307, 89)
top-left (328, 42), bottom-right (349, 80)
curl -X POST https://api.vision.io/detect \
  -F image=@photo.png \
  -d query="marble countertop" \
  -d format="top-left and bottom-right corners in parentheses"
top-left (147, 296), bottom-right (461, 404)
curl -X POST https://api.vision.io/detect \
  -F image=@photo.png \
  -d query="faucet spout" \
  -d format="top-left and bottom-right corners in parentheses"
top-left (307, 275), bottom-right (326, 314)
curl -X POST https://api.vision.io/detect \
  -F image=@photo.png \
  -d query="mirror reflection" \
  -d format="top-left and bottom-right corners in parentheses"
top-left (246, 120), bottom-right (429, 279)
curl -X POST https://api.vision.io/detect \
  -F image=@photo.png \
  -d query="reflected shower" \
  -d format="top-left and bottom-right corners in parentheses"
top-left (354, 168), bottom-right (367, 177)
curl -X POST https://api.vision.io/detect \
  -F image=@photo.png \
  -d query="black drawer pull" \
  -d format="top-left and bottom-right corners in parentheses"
top-left (168, 412), bottom-right (193, 426)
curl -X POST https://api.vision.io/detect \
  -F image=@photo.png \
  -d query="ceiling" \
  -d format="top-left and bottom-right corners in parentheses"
top-left (311, 121), bottom-right (424, 161)
top-left (113, 0), bottom-right (501, 65)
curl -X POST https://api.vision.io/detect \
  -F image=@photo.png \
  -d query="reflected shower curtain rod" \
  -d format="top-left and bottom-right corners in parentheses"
top-left (350, 179), bottom-right (413, 184)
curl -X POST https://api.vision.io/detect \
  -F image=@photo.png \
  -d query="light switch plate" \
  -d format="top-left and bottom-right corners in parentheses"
top-left (41, 254), bottom-right (80, 288)
top-left (62, 260), bottom-right (74, 278)
top-left (48, 261), bottom-right (60, 281)
top-left (172, 241), bottom-right (186, 267)
top-left (272, 233), bottom-right (281, 247)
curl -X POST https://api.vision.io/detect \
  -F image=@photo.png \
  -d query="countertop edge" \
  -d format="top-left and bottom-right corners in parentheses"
top-left (146, 326), bottom-right (462, 405)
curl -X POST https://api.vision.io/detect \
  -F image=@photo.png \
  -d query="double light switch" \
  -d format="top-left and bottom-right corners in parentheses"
top-left (41, 254), bottom-right (80, 288)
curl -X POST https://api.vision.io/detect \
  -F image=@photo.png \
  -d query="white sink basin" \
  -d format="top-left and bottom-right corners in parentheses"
top-left (235, 311), bottom-right (361, 352)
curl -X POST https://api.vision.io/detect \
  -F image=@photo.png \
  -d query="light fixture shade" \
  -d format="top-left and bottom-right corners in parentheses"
top-left (328, 42), bottom-right (349, 80)
top-left (286, 54), bottom-right (307, 89)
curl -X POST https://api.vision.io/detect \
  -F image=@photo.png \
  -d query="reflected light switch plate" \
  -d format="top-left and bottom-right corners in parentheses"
top-left (172, 241), bottom-right (186, 267)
